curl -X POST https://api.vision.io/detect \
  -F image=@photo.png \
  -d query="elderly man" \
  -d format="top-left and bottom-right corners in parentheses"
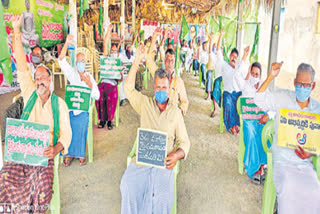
top-left (120, 45), bottom-right (190, 214)
top-left (147, 27), bottom-right (189, 116)
top-left (0, 15), bottom-right (71, 213)
top-left (215, 29), bottom-right (242, 135)
top-left (58, 35), bottom-right (100, 166)
top-left (254, 62), bottom-right (320, 213)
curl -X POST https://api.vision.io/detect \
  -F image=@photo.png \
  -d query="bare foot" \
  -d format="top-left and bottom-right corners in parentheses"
top-left (210, 111), bottom-right (218, 118)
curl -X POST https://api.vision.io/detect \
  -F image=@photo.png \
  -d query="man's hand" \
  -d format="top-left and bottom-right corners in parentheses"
top-left (269, 62), bottom-right (283, 79)
top-left (258, 113), bottom-right (269, 124)
top-left (65, 35), bottom-right (74, 46)
top-left (164, 151), bottom-right (179, 170)
top-left (11, 15), bottom-right (23, 32)
top-left (134, 45), bottom-right (147, 64)
top-left (209, 32), bottom-right (214, 41)
top-left (295, 146), bottom-right (314, 160)
top-left (43, 143), bottom-right (64, 160)
top-left (79, 72), bottom-right (92, 88)
top-left (153, 27), bottom-right (162, 38)
top-left (242, 46), bottom-right (250, 61)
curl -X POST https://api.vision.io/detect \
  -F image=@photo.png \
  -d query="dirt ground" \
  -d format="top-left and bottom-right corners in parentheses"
top-left (0, 71), bottom-right (319, 213)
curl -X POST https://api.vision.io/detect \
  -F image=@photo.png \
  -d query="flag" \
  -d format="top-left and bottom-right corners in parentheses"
top-left (180, 14), bottom-right (188, 42)
top-left (80, 0), bottom-right (89, 18)
top-left (98, 4), bottom-right (103, 36)
top-left (0, 3), bottom-right (12, 84)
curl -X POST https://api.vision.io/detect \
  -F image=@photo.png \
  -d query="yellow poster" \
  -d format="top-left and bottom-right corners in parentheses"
top-left (278, 108), bottom-right (320, 155)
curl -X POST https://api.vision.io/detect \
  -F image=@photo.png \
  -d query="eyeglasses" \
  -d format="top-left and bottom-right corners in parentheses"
top-left (295, 81), bottom-right (313, 88)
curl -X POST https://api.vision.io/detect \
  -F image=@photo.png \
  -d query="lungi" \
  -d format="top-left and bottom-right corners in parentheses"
top-left (96, 82), bottom-right (118, 122)
top-left (0, 160), bottom-right (54, 213)
top-left (200, 64), bottom-right (206, 86)
top-left (211, 76), bottom-right (222, 107)
top-left (273, 163), bottom-right (320, 214)
top-left (206, 70), bottom-right (213, 93)
top-left (193, 59), bottom-right (199, 71)
top-left (223, 91), bottom-right (241, 131)
top-left (64, 111), bottom-right (89, 158)
top-left (120, 163), bottom-right (174, 214)
top-left (243, 120), bottom-right (267, 178)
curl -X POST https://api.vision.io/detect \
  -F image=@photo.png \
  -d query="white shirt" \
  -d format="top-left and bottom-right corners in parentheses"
top-left (255, 89), bottom-right (320, 167)
top-left (58, 57), bottom-right (100, 115)
top-left (199, 50), bottom-right (209, 65)
top-left (217, 49), bottom-right (240, 93)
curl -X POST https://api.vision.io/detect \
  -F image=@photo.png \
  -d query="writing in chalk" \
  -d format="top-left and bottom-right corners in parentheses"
top-left (136, 128), bottom-right (168, 168)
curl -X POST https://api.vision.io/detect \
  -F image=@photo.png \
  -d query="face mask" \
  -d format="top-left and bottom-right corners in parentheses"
top-left (155, 90), bottom-right (168, 104)
top-left (249, 75), bottom-right (260, 87)
top-left (32, 55), bottom-right (41, 64)
top-left (110, 54), bottom-right (117, 58)
top-left (77, 62), bottom-right (85, 73)
top-left (295, 85), bottom-right (312, 102)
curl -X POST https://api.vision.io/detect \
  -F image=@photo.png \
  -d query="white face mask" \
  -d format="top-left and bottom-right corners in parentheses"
top-left (110, 53), bottom-right (117, 58)
top-left (249, 75), bottom-right (260, 87)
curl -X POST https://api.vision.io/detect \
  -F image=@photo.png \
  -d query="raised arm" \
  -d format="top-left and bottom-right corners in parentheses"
top-left (208, 32), bottom-right (214, 54)
top-left (217, 29), bottom-right (225, 51)
top-left (257, 62), bottom-right (283, 92)
top-left (124, 45), bottom-right (148, 115)
top-left (11, 15), bottom-right (27, 73)
top-left (103, 24), bottom-right (113, 56)
top-left (117, 36), bottom-right (124, 56)
top-left (146, 27), bottom-right (162, 78)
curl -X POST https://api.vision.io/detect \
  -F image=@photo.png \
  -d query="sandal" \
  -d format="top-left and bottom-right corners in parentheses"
top-left (251, 173), bottom-right (261, 185)
top-left (107, 121), bottom-right (113, 130)
top-left (63, 157), bottom-right (73, 167)
top-left (98, 121), bottom-right (106, 129)
top-left (79, 158), bottom-right (87, 166)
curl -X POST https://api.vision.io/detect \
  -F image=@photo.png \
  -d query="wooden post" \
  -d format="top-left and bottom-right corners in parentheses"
top-left (132, 0), bottom-right (135, 34)
top-left (236, 0), bottom-right (243, 56)
top-left (120, 0), bottom-right (125, 49)
top-left (267, 0), bottom-right (282, 89)
top-left (69, 0), bottom-right (77, 66)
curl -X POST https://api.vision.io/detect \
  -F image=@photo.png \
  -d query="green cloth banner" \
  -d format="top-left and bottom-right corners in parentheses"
top-left (100, 56), bottom-right (122, 79)
top-left (4, 118), bottom-right (50, 166)
top-left (0, 3), bottom-right (12, 84)
top-left (65, 85), bottom-right (91, 112)
top-left (180, 14), bottom-right (188, 42)
top-left (244, 23), bottom-right (257, 45)
top-left (240, 97), bottom-right (265, 120)
top-left (98, 4), bottom-right (103, 36)
top-left (250, 23), bottom-right (260, 63)
top-left (3, 0), bottom-right (69, 48)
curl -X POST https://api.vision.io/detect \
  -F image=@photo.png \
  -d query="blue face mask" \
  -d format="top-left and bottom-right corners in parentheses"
top-left (295, 85), bottom-right (312, 102)
top-left (155, 90), bottom-right (168, 104)
top-left (77, 62), bottom-right (85, 73)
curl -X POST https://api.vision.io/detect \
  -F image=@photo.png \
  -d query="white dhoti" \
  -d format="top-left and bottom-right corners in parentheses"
top-left (120, 163), bottom-right (174, 214)
top-left (273, 163), bottom-right (320, 214)
top-left (119, 74), bottom-right (128, 101)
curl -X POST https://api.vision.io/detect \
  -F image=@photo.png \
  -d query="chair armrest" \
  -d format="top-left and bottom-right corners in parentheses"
top-left (261, 120), bottom-right (274, 154)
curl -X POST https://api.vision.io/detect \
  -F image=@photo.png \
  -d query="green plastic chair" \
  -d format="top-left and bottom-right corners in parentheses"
top-left (126, 139), bottom-right (180, 214)
top-left (261, 120), bottom-right (320, 214)
top-left (50, 155), bottom-right (61, 214)
top-left (236, 97), bottom-right (245, 175)
top-left (219, 81), bottom-right (224, 133)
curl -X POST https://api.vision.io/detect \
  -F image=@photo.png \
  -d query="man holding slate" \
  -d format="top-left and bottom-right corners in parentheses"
top-left (58, 35), bottom-right (100, 166)
top-left (254, 62), bottom-right (320, 213)
top-left (120, 45), bottom-right (190, 214)
top-left (0, 15), bottom-right (72, 213)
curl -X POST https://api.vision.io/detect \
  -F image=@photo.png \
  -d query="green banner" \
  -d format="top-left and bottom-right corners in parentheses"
top-left (240, 97), bottom-right (265, 120)
top-left (65, 85), bottom-right (91, 112)
top-left (100, 56), bottom-right (122, 79)
top-left (4, 118), bottom-right (50, 166)
top-left (3, 0), bottom-right (69, 48)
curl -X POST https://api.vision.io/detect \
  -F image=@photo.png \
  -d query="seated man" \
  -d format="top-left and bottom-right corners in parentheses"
top-left (192, 38), bottom-right (201, 76)
top-left (147, 27), bottom-right (189, 116)
top-left (0, 15), bottom-right (71, 213)
top-left (206, 33), bottom-right (216, 100)
top-left (96, 24), bottom-right (122, 130)
top-left (254, 62), bottom-right (320, 213)
top-left (233, 47), bottom-right (275, 183)
top-left (58, 35), bottom-right (100, 166)
top-left (199, 41), bottom-right (209, 87)
top-left (185, 40), bottom-right (194, 73)
top-left (216, 29), bottom-right (242, 135)
top-left (29, 46), bottom-right (43, 78)
top-left (120, 45), bottom-right (190, 213)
